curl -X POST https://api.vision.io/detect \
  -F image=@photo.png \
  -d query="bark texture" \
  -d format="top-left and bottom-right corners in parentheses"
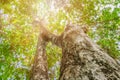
top-left (59, 24), bottom-right (120, 80)
top-left (31, 21), bottom-right (120, 80)
top-left (30, 33), bottom-right (49, 80)
top-left (30, 21), bottom-right (60, 80)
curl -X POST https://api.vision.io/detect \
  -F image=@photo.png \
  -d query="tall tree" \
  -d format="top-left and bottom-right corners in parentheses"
top-left (30, 22), bottom-right (49, 80)
top-left (32, 21), bottom-right (120, 80)
top-left (58, 24), bottom-right (120, 80)
top-left (30, 20), bottom-right (61, 80)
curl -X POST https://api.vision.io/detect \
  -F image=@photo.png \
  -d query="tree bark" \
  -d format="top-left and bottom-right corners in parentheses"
top-left (31, 21), bottom-right (120, 80)
top-left (59, 24), bottom-right (120, 80)
top-left (30, 20), bottom-right (60, 80)
top-left (30, 33), bottom-right (49, 80)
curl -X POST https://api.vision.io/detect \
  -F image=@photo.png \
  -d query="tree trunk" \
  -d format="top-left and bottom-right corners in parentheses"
top-left (30, 33), bottom-right (49, 80)
top-left (31, 21), bottom-right (120, 80)
top-left (59, 24), bottom-right (120, 80)
top-left (30, 20), bottom-right (60, 80)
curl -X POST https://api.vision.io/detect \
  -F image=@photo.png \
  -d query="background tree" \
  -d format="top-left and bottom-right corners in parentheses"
top-left (30, 21), bottom-right (49, 80)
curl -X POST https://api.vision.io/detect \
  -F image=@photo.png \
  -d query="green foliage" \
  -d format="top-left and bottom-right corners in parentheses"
top-left (0, 0), bottom-right (120, 80)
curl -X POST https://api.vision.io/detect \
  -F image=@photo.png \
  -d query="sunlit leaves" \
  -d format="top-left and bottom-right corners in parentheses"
top-left (0, 1), bottom-right (37, 79)
top-left (46, 43), bottom-right (61, 79)
top-left (0, 0), bottom-right (120, 80)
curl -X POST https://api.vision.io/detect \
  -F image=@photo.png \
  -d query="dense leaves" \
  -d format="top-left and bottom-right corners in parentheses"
top-left (0, 0), bottom-right (120, 80)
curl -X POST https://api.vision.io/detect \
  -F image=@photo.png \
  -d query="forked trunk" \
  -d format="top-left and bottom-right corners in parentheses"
top-left (31, 21), bottom-right (120, 80)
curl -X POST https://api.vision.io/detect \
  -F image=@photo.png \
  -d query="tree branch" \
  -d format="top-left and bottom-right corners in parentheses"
top-left (33, 20), bottom-right (62, 47)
